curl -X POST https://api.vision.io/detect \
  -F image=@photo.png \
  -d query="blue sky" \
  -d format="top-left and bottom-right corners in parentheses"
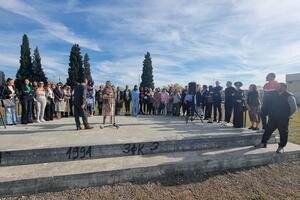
top-left (0, 0), bottom-right (300, 88)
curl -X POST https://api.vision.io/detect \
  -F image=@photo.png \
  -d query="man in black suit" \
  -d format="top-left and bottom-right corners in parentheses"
top-left (115, 86), bottom-right (123, 116)
top-left (123, 85), bottom-right (131, 116)
top-left (224, 81), bottom-right (235, 123)
top-left (199, 85), bottom-right (208, 114)
top-left (181, 86), bottom-right (188, 116)
top-left (20, 79), bottom-right (34, 124)
top-left (73, 79), bottom-right (93, 130)
top-left (213, 81), bottom-right (223, 122)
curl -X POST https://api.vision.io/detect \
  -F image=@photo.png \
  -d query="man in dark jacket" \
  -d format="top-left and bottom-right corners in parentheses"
top-left (200, 85), bottom-right (208, 112)
top-left (20, 79), bottom-right (34, 124)
top-left (261, 73), bottom-right (278, 130)
top-left (224, 81), bottom-right (235, 123)
top-left (96, 85), bottom-right (103, 115)
top-left (255, 83), bottom-right (297, 153)
top-left (123, 85), bottom-right (131, 116)
top-left (73, 79), bottom-right (93, 130)
top-left (213, 81), bottom-right (223, 122)
top-left (115, 86), bottom-right (123, 116)
top-left (181, 86), bottom-right (188, 116)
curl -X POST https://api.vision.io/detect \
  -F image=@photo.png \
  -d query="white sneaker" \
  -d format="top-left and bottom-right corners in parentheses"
top-left (36, 120), bottom-right (41, 123)
top-left (41, 119), bottom-right (46, 122)
top-left (225, 122), bottom-right (233, 127)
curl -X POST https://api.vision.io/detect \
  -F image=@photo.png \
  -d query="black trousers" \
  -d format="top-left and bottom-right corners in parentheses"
top-left (32, 100), bottom-right (36, 120)
top-left (261, 104), bottom-right (269, 129)
top-left (74, 104), bottom-right (88, 128)
top-left (21, 96), bottom-right (33, 124)
top-left (173, 103), bottom-right (180, 116)
top-left (98, 102), bottom-right (103, 115)
top-left (262, 118), bottom-right (289, 147)
top-left (69, 99), bottom-right (74, 116)
top-left (125, 100), bottom-right (131, 113)
top-left (139, 101), bottom-right (144, 114)
top-left (44, 101), bottom-right (55, 121)
top-left (213, 102), bottom-right (222, 121)
top-left (115, 102), bottom-right (122, 116)
top-left (147, 103), bottom-right (153, 115)
top-left (224, 101), bottom-right (233, 123)
top-left (186, 102), bottom-right (195, 117)
top-left (181, 102), bottom-right (187, 115)
top-left (143, 101), bottom-right (148, 114)
top-left (233, 103), bottom-right (244, 128)
top-left (205, 103), bottom-right (213, 119)
top-left (201, 103), bottom-right (206, 116)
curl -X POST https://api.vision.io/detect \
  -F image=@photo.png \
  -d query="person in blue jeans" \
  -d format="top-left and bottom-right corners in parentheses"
top-left (2, 78), bottom-right (17, 125)
top-left (132, 85), bottom-right (139, 116)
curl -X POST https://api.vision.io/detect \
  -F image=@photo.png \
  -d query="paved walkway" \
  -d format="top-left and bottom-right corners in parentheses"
top-left (0, 115), bottom-right (256, 151)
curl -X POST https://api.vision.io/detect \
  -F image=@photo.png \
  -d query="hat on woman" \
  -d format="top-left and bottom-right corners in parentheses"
top-left (234, 81), bottom-right (243, 87)
top-left (6, 78), bottom-right (13, 83)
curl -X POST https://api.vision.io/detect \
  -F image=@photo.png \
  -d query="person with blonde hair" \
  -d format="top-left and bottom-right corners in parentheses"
top-left (102, 81), bottom-right (116, 125)
top-left (35, 81), bottom-right (47, 123)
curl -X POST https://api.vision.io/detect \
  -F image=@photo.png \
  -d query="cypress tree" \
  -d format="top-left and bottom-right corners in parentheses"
top-left (32, 46), bottom-right (47, 83)
top-left (66, 44), bottom-right (84, 87)
top-left (15, 34), bottom-right (33, 89)
top-left (83, 53), bottom-right (92, 81)
top-left (140, 52), bottom-right (154, 89)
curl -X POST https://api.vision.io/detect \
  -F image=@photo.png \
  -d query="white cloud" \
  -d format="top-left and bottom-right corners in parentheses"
top-left (1, 0), bottom-right (300, 87)
top-left (0, 53), bottom-right (19, 67)
top-left (0, 0), bottom-right (101, 51)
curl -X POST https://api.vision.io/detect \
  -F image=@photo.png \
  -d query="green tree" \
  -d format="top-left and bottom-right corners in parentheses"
top-left (83, 53), bottom-right (92, 81)
top-left (140, 52), bottom-right (154, 89)
top-left (15, 34), bottom-right (33, 89)
top-left (66, 44), bottom-right (84, 87)
top-left (32, 46), bottom-right (47, 83)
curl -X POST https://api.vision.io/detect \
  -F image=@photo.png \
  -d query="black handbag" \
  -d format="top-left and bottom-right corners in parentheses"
top-left (2, 99), bottom-right (16, 108)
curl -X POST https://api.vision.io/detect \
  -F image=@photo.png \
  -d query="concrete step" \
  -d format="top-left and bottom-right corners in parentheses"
top-left (0, 132), bottom-right (276, 166)
top-left (0, 143), bottom-right (299, 197)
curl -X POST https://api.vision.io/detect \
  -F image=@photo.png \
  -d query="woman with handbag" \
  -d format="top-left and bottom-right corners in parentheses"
top-left (2, 78), bottom-right (17, 125)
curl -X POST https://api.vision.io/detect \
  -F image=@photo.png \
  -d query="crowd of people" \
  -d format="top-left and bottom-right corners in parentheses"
top-left (1, 79), bottom-right (73, 125)
top-left (1, 73), bottom-right (298, 153)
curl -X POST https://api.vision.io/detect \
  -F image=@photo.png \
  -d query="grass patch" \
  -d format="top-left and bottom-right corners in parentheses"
top-left (289, 109), bottom-right (300, 144)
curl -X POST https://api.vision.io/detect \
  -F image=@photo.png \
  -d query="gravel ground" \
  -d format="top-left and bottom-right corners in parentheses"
top-left (2, 161), bottom-right (300, 200)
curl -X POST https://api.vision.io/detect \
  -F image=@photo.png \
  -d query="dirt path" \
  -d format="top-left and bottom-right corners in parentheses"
top-left (2, 161), bottom-right (300, 200)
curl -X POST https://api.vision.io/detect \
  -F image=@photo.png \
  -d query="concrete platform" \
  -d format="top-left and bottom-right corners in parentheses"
top-left (0, 116), bottom-right (275, 166)
top-left (0, 143), bottom-right (299, 197)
